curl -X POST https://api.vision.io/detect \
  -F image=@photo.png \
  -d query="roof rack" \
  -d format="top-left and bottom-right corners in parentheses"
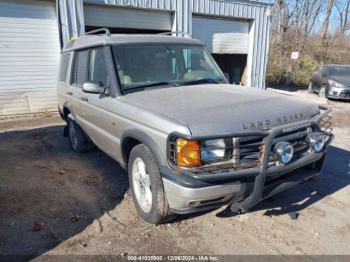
top-left (158, 31), bottom-right (192, 38)
top-left (84, 28), bottom-right (111, 37)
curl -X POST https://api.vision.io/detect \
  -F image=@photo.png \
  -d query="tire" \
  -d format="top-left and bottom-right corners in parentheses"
top-left (319, 85), bottom-right (327, 98)
top-left (308, 82), bottom-right (314, 94)
top-left (67, 118), bottom-right (94, 153)
top-left (128, 144), bottom-right (172, 224)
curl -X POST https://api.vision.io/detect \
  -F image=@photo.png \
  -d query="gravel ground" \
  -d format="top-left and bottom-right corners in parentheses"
top-left (0, 90), bottom-right (349, 258)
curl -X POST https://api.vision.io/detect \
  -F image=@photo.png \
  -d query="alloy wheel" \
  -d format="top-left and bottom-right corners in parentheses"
top-left (132, 157), bottom-right (152, 213)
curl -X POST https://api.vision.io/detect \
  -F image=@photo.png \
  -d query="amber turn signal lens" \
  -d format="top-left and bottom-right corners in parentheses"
top-left (176, 138), bottom-right (201, 167)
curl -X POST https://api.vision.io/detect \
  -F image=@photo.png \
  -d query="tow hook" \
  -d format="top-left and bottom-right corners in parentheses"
top-left (216, 202), bottom-right (245, 217)
top-left (230, 202), bottom-right (245, 215)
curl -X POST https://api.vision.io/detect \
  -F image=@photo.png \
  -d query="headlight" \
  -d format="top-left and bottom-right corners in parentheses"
top-left (176, 138), bottom-right (201, 167)
top-left (307, 132), bottom-right (325, 153)
top-left (175, 138), bottom-right (231, 167)
top-left (274, 142), bottom-right (294, 164)
top-left (329, 80), bottom-right (344, 88)
top-left (201, 139), bottom-right (227, 163)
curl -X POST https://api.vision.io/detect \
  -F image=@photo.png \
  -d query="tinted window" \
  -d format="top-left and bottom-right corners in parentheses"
top-left (322, 67), bottom-right (329, 76)
top-left (72, 50), bottom-right (89, 86)
top-left (113, 44), bottom-right (224, 92)
top-left (89, 48), bottom-right (108, 86)
top-left (58, 53), bottom-right (70, 82)
top-left (329, 66), bottom-right (350, 77)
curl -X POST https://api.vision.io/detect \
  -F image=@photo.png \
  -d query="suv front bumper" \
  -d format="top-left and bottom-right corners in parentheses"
top-left (162, 151), bottom-right (326, 214)
top-left (162, 105), bottom-right (333, 214)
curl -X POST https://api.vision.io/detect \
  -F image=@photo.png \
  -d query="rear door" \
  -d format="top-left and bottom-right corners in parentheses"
top-left (69, 49), bottom-right (89, 122)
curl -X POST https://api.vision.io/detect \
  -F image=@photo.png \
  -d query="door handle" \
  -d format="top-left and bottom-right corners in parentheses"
top-left (80, 96), bottom-right (88, 102)
top-left (67, 91), bottom-right (73, 96)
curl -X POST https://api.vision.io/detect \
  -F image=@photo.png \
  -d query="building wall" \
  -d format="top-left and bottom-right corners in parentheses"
top-left (0, 0), bottom-right (60, 117)
top-left (59, 0), bottom-right (271, 89)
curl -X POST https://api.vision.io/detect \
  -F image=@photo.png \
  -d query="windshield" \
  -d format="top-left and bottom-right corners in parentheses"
top-left (112, 44), bottom-right (226, 93)
top-left (328, 66), bottom-right (350, 77)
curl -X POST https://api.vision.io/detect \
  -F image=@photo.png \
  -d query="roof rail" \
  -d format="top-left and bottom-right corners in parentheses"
top-left (158, 31), bottom-right (192, 38)
top-left (84, 28), bottom-right (111, 37)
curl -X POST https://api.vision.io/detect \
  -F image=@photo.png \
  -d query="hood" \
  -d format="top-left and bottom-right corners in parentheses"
top-left (328, 75), bottom-right (350, 86)
top-left (121, 85), bottom-right (320, 136)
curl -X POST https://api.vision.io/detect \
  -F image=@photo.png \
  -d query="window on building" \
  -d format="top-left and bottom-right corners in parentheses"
top-left (88, 47), bottom-right (108, 86)
top-left (71, 50), bottom-right (89, 86)
top-left (58, 53), bottom-right (70, 82)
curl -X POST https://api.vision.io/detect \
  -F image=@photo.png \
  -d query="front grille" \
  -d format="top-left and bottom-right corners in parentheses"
top-left (340, 90), bottom-right (350, 98)
top-left (319, 114), bottom-right (332, 136)
top-left (169, 115), bottom-right (332, 176)
top-left (168, 135), bottom-right (265, 175)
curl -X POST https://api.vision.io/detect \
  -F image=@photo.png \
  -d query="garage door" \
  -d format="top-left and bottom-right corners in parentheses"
top-left (84, 5), bottom-right (172, 31)
top-left (192, 16), bottom-right (249, 54)
top-left (0, 0), bottom-right (60, 117)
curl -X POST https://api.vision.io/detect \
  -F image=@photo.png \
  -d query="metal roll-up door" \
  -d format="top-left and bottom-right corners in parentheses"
top-left (0, 0), bottom-right (60, 117)
top-left (84, 5), bottom-right (172, 31)
top-left (192, 16), bottom-right (249, 54)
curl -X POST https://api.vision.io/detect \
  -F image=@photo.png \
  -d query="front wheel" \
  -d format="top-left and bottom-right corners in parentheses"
top-left (128, 144), bottom-right (172, 224)
top-left (319, 86), bottom-right (327, 98)
top-left (308, 82), bottom-right (314, 94)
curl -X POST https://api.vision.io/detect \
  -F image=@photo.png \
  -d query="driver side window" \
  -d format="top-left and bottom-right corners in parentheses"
top-left (89, 47), bottom-right (108, 87)
top-left (320, 67), bottom-right (329, 77)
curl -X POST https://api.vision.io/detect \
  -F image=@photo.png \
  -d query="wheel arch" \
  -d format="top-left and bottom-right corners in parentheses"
top-left (121, 129), bottom-right (167, 169)
top-left (61, 102), bottom-right (75, 122)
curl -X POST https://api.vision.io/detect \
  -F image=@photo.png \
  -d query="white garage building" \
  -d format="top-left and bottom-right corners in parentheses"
top-left (0, 0), bottom-right (272, 117)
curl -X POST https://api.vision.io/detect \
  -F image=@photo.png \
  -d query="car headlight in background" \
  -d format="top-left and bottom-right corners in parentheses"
top-left (328, 80), bottom-right (344, 88)
top-left (274, 142), bottom-right (294, 164)
top-left (307, 132), bottom-right (325, 153)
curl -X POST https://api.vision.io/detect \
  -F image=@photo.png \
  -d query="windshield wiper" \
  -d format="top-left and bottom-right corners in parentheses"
top-left (123, 81), bottom-right (178, 94)
top-left (180, 78), bottom-right (221, 86)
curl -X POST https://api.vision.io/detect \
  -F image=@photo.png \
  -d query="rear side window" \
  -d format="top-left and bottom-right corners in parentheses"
top-left (88, 47), bottom-right (108, 86)
top-left (58, 53), bottom-right (70, 82)
top-left (71, 50), bottom-right (89, 86)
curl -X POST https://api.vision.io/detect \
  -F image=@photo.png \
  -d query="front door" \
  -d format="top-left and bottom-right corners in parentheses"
top-left (79, 47), bottom-right (119, 158)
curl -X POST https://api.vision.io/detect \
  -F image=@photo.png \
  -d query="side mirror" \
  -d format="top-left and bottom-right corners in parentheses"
top-left (82, 81), bottom-right (106, 94)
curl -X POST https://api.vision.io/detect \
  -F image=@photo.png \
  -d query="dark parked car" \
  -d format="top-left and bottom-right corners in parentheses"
top-left (309, 64), bottom-right (350, 100)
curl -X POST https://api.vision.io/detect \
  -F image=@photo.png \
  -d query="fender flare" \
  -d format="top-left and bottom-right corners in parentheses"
top-left (121, 129), bottom-right (167, 169)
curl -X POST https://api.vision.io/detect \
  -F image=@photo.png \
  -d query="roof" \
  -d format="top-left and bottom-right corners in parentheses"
top-left (62, 34), bottom-right (204, 52)
top-left (324, 64), bottom-right (350, 67)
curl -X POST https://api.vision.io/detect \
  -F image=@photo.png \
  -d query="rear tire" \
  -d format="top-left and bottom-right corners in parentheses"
top-left (128, 144), bottom-right (173, 224)
top-left (67, 118), bottom-right (94, 153)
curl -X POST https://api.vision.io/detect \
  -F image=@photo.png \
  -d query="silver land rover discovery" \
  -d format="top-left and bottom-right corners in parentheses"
top-left (57, 29), bottom-right (333, 224)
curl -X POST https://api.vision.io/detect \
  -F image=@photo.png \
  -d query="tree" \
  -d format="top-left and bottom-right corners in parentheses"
top-left (335, 0), bottom-right (350, 34)
top-left (267, 0), bottom-right (350, 87)
top-left (321, 0), bottom-right (335, 41)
